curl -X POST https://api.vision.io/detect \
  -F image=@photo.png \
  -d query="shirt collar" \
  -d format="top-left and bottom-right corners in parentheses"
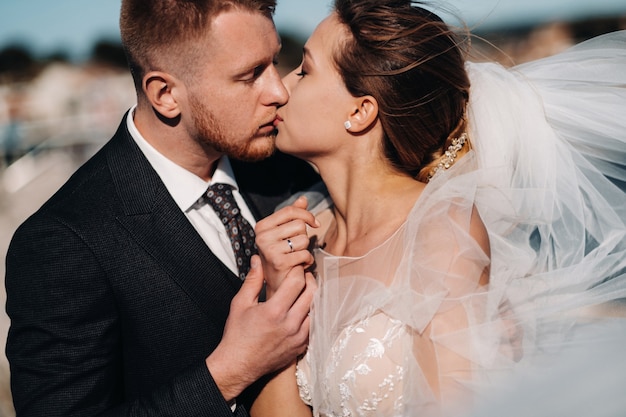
top-left (126, 106), bottom-right (239, 212)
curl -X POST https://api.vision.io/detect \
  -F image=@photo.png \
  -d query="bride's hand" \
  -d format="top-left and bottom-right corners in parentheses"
top-left (255, 196), bottom-right (319, 297)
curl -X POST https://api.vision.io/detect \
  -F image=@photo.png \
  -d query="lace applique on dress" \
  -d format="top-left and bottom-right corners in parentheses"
top-left (296, 358), bottom-right (313, 406)
top-left (298, 310), bottom-right (408, 416)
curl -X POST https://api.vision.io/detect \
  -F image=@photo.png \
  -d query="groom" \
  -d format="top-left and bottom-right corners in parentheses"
top-left (5, 0), bottom-right (319, 416)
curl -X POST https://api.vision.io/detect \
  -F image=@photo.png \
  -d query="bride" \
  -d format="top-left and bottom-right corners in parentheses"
top-left (250, 0), bottom-right (626, 416)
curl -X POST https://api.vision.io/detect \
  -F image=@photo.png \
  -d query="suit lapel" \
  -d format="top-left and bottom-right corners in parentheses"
top-left (101, 119), bottom-right (320, 318)
top-left (106, 123), bottom-right (242, 319)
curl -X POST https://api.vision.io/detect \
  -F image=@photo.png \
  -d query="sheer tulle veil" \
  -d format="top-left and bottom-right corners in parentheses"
top-left (423, 32), bottom-right (626, 407)
top-left (466, 30), bottom-right (626, 312)
top-left (462, 30), bottom-right (626, 414)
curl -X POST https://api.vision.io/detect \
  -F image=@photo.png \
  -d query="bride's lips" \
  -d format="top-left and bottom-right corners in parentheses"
top-left (273, 115), bottom-right (283, 127)
top-left (259, 117), bottom-right (278, 133)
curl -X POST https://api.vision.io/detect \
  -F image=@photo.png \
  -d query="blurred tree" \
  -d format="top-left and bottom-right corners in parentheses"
top-left (44, 50), bottom-right (71, 64)
top-left (278, 31), bottom-right (305, 75)
top-left (570, 16), bottom-right (626, 42)
top-left (91, 39), bottom-right (128, 69)
top-left (0, 44), bottom-right (42, 83)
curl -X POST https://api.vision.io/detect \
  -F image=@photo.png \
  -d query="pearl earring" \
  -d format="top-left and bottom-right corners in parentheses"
top-left (344, 120), bottom-right (352, 130)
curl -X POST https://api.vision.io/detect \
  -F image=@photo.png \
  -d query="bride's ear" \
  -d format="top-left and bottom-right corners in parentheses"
top-left (345, 95), bottom-right (379, 133)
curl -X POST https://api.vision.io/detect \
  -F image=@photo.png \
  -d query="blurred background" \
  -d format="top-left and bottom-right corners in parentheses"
top-left (1, 1), bottom-right (625, 415)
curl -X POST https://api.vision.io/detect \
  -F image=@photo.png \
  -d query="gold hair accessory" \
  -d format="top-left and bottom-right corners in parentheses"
top-left (428, 132), bottom-right (468, 181)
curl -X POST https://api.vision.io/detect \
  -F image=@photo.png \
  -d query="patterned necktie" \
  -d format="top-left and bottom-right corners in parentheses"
top-left (205, 183), bottom-right (257, 280)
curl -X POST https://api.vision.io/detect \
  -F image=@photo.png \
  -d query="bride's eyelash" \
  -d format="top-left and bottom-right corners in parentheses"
top-left (296, 70), bottom-right (307, 77)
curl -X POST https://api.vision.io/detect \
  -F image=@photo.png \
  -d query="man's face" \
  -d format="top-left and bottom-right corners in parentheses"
top-left (185, 9), bottom-right (288, 161)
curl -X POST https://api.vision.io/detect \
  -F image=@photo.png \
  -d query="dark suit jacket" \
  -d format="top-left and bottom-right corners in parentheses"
top-left (5, 116), bottom-right (320, 416)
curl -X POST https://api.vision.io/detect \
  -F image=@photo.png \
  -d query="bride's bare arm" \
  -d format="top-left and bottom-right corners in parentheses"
top-left (249, 352), bottom-right (313, 417)
top-left (250, 362), bottom-right (313, 417)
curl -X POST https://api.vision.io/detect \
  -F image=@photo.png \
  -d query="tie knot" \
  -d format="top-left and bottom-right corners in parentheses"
top-left (205, 183), bottom-right (240, 222)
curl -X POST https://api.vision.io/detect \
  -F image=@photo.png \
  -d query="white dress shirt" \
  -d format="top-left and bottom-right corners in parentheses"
top-left (126, 107), bottom-right (257, 278)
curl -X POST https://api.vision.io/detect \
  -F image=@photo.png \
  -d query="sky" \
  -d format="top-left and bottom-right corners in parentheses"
top-left (0, 0), bottom-right (625, 61)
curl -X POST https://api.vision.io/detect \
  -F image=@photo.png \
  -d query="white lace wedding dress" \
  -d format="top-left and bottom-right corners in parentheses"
top-left (295, 31), bottom-right (626, 417)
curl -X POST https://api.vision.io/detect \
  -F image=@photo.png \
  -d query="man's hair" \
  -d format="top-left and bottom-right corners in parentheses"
top-left (120, 0), bottom-right (277, 92)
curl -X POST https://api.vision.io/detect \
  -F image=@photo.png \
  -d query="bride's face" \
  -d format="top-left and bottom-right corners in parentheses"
top-left (276, 14), bottom-right (356, 161)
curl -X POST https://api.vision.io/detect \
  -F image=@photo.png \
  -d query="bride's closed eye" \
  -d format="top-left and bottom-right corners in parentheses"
top-left (295, 62), bottom-right (308, 78)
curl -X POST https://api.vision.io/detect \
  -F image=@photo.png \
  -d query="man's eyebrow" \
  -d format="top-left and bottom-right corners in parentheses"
top-left (232, 45), bottom-right (281, 78)
top-left (231, 56), bottom-right (273, 78)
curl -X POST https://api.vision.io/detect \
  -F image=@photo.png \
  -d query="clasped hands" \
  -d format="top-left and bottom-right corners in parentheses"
top-left (255, 195), bottom-right (320, 297)
top-left (206, 196), bottom-right (319, 402)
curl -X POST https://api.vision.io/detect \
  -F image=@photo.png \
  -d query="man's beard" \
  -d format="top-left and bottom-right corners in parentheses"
top-left (189, 93), bottom-right (276, 162)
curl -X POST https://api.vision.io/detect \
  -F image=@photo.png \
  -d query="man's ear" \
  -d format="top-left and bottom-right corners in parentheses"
top-left (345, 95), bottom-right (379, 133)
top-left (143, 71), bottom-right (182, 119)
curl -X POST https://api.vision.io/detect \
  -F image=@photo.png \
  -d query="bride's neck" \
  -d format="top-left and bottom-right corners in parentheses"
top-left (318, 160), bottom-right (425, 257)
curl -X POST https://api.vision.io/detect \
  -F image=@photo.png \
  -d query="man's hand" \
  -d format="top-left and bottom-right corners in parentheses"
top-left (205, 255), bottom-right (316, 401)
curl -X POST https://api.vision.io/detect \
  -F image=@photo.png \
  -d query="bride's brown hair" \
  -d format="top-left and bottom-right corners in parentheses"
top-left (333, 0), bottom-right (471, 182)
